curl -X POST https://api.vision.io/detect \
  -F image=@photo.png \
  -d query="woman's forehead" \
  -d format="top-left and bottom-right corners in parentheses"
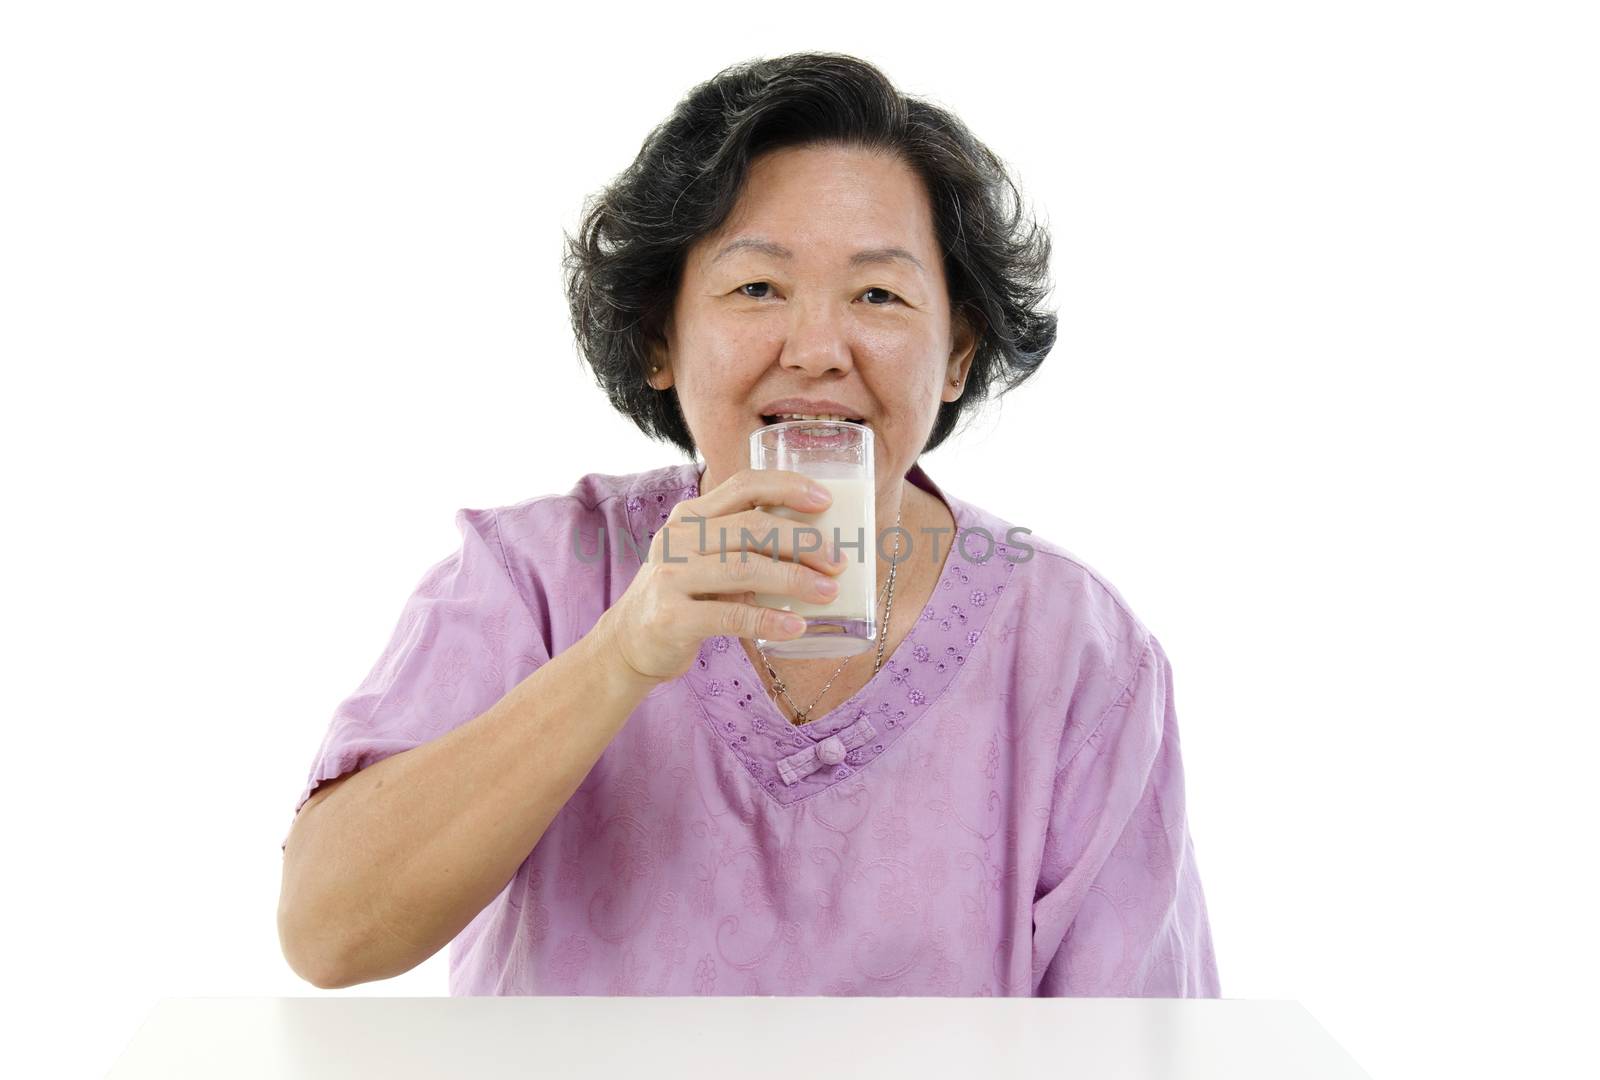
top-left (694, 152), bottom-right (938, 271)
top-left (702, 235), bottom-right (929, 276)
top-left (737, 145), bottom-right (928, 217)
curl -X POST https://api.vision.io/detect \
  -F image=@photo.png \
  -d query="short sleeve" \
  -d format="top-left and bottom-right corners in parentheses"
top-left (1030, 634), bottom-right (1221, 996)
top-left (281, 506), bottom-right (550, 852)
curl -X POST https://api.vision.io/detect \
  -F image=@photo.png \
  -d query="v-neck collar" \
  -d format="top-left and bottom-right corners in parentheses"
top-left (623, 459), bottom-right (1019, 807)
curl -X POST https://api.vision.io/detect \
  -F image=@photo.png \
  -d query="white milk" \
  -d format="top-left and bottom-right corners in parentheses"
top-left (753, 475), bottom-right (876, 621)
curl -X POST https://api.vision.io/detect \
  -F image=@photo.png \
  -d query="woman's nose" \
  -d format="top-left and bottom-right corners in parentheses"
top-left (778, 305), bottom-right (855, 377)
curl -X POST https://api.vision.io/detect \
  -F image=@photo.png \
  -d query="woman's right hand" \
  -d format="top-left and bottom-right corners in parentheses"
top-left (597, 467), bottom-right (846, 684)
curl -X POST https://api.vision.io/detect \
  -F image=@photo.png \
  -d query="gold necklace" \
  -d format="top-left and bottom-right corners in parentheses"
top-left (755, 506), bottom-right (903, 726)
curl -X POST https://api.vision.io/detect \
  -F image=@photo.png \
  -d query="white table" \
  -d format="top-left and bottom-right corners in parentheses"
top-left (106, 996), bottom-right (1371, 1079)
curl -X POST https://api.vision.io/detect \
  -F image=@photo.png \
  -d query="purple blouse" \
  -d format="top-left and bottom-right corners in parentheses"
top-left (285, 460), bottom-right (1221, 997)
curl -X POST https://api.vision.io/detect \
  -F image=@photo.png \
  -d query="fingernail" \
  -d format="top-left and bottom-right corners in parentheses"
top-left (781, 613), bottom-right (806, 633)
top-left (815, 576), bottom-right (839, 596)
top-left (808, 483), bottom-right (830, 504)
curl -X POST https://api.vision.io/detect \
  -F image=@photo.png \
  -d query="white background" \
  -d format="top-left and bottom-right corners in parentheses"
top-left (4, 2), bottom-right (1595, 1077)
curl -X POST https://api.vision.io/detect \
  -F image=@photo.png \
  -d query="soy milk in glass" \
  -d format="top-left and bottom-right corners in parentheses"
top-left (749, 420), bottom-right (877, 658)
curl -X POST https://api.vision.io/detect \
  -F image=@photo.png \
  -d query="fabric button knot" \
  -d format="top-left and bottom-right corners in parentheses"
top-left (776, 716), bottom-right (878, 786)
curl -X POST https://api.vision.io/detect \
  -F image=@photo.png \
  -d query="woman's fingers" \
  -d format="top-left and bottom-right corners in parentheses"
top-left (677, 467), bottom-right (831, 523)
top-left (699, 599), bottom-right (807, 641)
top-left (671, 548), bottom-right (839, 605)
top-left (611, 468), bottom-right (844, 682)
top-left (690, 507), bottom-right (849, 577)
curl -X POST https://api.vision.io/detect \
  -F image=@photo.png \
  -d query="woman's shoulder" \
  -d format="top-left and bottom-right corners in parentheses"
top-left (967, 510), bottom-right (1164, 744)
top-left (488, 461), bottom-right (701, 568)
top-left (493, 461), bottom-right (697, 520)
top-left (1023, 534), bottom-right (1152, 644)
top-left (948, 488), bottom-right (1157, 677)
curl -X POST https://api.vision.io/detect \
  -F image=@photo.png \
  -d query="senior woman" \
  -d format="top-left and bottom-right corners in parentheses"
top-left (279, 52), bottom-right (1221, 998)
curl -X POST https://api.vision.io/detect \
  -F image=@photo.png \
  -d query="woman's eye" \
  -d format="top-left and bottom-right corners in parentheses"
top-left (737, 282), bottom-right (901, 305)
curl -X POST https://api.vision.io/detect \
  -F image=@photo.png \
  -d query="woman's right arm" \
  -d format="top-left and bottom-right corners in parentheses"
top-left (276, 611), bottom-right (661, 989)
top-left (277, 468), bottom-right (841, 989)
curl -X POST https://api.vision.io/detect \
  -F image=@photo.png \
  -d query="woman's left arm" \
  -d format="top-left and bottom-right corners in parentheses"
top-left (1030, 635), bottom-right (1222, 997)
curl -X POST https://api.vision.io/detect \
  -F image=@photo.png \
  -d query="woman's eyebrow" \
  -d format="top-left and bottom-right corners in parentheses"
top-left (711, 237), bottom-right (926, 274)
top-left (850, 246), bottom-right (927, 273)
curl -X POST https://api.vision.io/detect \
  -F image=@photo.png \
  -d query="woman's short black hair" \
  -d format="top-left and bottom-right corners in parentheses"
top-left (562, 51), bottom-right (1057, 459)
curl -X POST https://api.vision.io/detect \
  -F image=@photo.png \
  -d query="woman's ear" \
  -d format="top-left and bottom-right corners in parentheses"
top-left (646, 315), bottom-right (676, 390)
top-left (944, 309), bottom-right (981, 400)
top-left (645, 338), bottom-right (674, 391)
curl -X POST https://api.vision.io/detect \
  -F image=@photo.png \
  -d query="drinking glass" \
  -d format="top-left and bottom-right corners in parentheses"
top-left (748, 420), bottom-right (877, 658)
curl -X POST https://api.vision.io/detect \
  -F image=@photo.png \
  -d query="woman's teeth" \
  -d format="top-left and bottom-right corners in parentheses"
top-left (766, 413), bottom-right (864, 423)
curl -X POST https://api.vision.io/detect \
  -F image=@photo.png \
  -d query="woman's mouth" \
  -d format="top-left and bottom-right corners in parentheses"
top-left (760, 413), bottom-right (867, 426)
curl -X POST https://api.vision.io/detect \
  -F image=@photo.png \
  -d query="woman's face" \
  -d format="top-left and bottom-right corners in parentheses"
top-left (650, 142), bottom-right (977, 496)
